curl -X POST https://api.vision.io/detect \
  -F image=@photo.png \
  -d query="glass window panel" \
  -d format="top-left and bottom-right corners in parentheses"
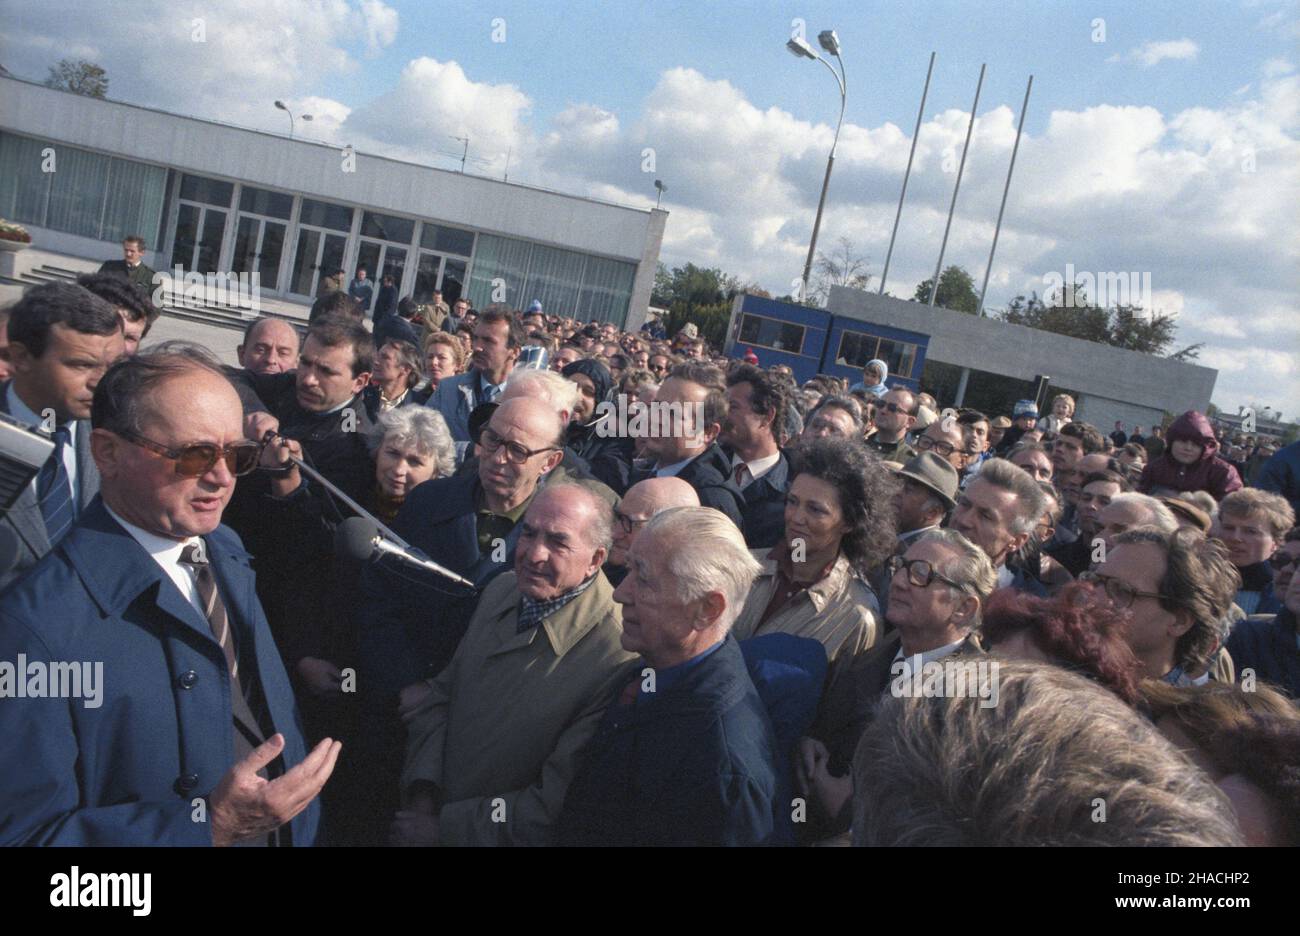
top-left (466, 234), bottom-right (533, 308)
top-left (179, 174), bottom-right (234, 207)
top-left (290, 228), bottom-right (321, 295)
top-left (101, 157), bottom-right (168, 245)
top-left (577, 255), bottom-right (636, 325)
top-left (239, 186), bottom-right (294, 219)
top-left (0, 132), bottom-right (52, 225)
top-left (299, 197), bottom-right (353, 232)
top-left (738, 314), bottom-right (805, 354)
top-left (835, 331), bottom-right (879, 369)
top-left (46, 145), bottom-right (109, 239)
top-left (420, 223), bottom-right (475, 256)
top-left (523, 244), bottom-right (585, 317)
top-left (360, 211), bottom-right (415, 244)
top-left (875, 338), bottom-right (918, 380)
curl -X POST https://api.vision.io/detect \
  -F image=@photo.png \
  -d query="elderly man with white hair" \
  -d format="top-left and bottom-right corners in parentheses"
top-left (557, 507), bottom-right (785, 846)
top-left (1094, 492), bottom-right (1179, 553)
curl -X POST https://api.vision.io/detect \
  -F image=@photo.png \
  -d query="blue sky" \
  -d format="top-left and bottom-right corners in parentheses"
top-left (2, 0), bottom-right (1298, 416)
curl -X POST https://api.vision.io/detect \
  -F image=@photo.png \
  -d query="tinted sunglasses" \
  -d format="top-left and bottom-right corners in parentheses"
top-left (118, 429), bottom-right (263, 477)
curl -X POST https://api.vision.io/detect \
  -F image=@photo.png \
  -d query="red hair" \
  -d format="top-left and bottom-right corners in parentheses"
top-left (982, 583), bottom-right (1145, 707)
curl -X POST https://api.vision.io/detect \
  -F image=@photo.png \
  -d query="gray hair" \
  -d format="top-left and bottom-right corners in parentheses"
top-left (367, 406), bottom-right (456, 479)
top-left (92, 341), bottom-right (228, 435)
top-left (916, 528), bottom-right (998, 628)
top-left (535, 482), bottom-right (614, 553)
top-left (972, 458), bottom-right (1048, 536)
top-left (505, 367), bottom-right (581, 415)
top-left (1107, 492), bottom-right (1178, 535)
top-left (380, 339), bottom-right (424, 389)
top-left (808, 394), bottom-right (864, 432)
top-left (642, 507), bottom-right (762, 630)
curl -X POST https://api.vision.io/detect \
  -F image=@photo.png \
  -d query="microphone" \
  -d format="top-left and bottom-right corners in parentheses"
top-left (336, 517), bottom-right (478, 590)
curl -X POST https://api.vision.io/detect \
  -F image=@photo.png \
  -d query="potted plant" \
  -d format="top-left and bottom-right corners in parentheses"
top-left (0, 219), bottom-right (32, 249)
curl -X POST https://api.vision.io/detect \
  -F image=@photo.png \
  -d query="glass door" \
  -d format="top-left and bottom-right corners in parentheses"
top-left (354, 240), bottom-right (406, 314)
top-left (232, 215), bottom-right (287, 291)
top-left (290, 228), bottom-right (349, 297)
top-left (412, 251), bottom-right (468, 305)
top-left (170, 202), bottom-right (227, 273)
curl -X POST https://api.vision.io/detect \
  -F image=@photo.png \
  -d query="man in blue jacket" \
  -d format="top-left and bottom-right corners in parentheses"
top-left (425, 305), bottom-right (523, 448)
top-left (0, 347), bottom-right (337, 846)
top-left (1258, 440), bottom-right (1300, 518)
top-left (557, 506), bottom-right (785, 846)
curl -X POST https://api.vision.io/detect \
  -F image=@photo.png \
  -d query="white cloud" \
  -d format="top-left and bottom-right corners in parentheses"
top-left (1262, 58), bottom-right (1295, 78)
top-left (358, 0), bottom-right (399, 56)
top-left (1129, 39), bottom-right (1200, 67)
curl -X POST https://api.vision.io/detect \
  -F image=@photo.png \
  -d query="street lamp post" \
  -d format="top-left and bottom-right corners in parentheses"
top-left (787, 30), bottom-right (846, 305)
top-left (274, 100), bottom-right (313, 138)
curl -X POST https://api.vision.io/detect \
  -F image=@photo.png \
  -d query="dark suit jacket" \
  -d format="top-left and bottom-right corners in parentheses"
top-left (631, 443), bottom-right (746, 530)
top-left (97, 258), bottom-right (156, 293)
top-left (0, 500), bottom-right (318, 845)
top-left (374, 313), bottom-right (420, 351)
top-left (0, 383), bottom-right (100, 593)
top-left (739, 451), bottom-right (790, 549)
top-left (566, 423), bottom-right (635, 496)
top-left (557, 636), bottom-right (784, 846)
top-left (357, 470), bottom-right (522, 695)
top-left (1226, 611), bottom-right (1299, 698)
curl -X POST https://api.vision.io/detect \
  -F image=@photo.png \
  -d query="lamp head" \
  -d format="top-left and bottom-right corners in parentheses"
top-left (274, 100), bottom-right (287, 111)
top-left (818, 30), bottom-right (841, 55)
top-left (786, 36), bottom-right (818, 60)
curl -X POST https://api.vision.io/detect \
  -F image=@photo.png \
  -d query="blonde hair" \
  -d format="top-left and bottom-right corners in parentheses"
top-left (1218, 488), bottom-right (1295, 541)
top-left (423, 331), bottom-right (465, 371)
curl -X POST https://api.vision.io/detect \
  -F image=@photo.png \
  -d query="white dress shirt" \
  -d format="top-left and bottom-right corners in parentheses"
top-left (893, 636), bottom-right (968, 676)
top-left (729, 450), bottom-right (780, 489)
top-left (104, 503), bottom-right (206, 619)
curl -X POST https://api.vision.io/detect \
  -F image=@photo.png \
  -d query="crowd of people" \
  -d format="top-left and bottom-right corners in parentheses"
top-left (0, 243), bottom-right (1298, 847)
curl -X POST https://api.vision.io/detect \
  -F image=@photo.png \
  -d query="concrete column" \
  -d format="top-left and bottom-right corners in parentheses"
top-left (954, 366), bottom-right (970, 406)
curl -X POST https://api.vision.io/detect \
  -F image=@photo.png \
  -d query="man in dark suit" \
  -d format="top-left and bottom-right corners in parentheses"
top-left (0, 347), bottom-right (337, 845)
top-left (425, 305), bottom-right (523, 449)
top-left (96, 235), bottom-right (156, 294)
top-left (557, 506), bottom-right (784, 846)
top-left (0, 281), bottom-right (124, 592)
top-left (628, 361), bottom-right (745, 530)
top-left (76, 272), bottom-right (161, 356)
top-left (373, 297), bottom-right (422, 352)
top-left (721, 363), bottom-right (791, 548)
top-left (797, 529), bottom-right (995, 841)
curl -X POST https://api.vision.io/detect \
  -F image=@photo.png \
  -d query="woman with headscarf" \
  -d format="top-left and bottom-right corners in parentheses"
top-left (851, 358), bottom-right (889, 397)
top-left (1138, 410), bottom-right (1243, 501)
top-left (562, 357), bottom-right (634, 494)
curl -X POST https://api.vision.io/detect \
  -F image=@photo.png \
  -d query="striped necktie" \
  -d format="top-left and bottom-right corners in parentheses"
top-left (35, 425), bottom-right (75, 545)
top-left (179, 542), bottom-right (240, 684)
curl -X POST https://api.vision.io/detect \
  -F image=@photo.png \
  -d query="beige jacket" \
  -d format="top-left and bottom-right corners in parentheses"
top-left (402, 570), bottom-right (635, 845)
top-left (730, 551), bottom-right (881, 665)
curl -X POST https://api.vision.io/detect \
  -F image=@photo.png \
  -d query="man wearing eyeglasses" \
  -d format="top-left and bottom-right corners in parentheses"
top-left (603, 477), bottom-right (699, 587)
top-left (1088, 528), bottom-right (1238, 685)
top-left (0, 348), bottom-right (336, 845)
top-left (864, 388), bottom-right (918, 463)
top-left (0, 282), bottom-right (124, 591)
top-left (796, 530), bottom-right (996, 841)
top-left (914, 418), bottom-right (968, 473)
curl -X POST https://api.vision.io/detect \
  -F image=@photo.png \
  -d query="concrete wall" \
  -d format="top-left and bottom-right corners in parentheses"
top-left (0, 76), bottom-right (659, 265)
top-left (828, 286), bottom-right (1217, 423)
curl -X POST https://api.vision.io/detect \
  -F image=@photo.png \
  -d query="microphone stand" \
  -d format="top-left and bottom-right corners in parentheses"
top-left (260, 429), bottom-right (411, 549)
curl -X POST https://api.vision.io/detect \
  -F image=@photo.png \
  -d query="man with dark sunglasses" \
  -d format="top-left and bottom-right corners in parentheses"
top-left (864, 388), bottom-right (918, 463)
top-left (0, 346), bottom-right (336, 845)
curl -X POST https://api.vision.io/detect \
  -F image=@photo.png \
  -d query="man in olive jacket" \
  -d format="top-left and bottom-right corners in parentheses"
top-left (395, 484), bottom-right (634, 846)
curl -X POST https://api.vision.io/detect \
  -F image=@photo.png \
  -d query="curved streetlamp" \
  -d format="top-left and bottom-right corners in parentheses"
top-left (787, 29), bottom-right (846, 304)
top-left (274, 100), bottom-right (313, 138)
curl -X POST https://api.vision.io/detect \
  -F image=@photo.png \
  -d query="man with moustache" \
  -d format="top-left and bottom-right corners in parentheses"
top-left (0, 347), bottom-right (336, 845)
top-left (722, 363), bottom-right (791, 548)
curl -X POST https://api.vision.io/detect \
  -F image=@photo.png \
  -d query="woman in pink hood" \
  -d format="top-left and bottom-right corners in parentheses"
top-left (1138, 411), bottom-right (1243, 501)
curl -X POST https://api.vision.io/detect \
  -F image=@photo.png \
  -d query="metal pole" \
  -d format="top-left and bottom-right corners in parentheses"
top-left (504, 146), bottom-right (511, 181)
top-left (800, 54), bottom-right (846, 304)
top-left (461, 137), bottom-right (468, 172)
top-left (977, 74), bottom-right (1032, 316)
top-left (929, 63), bottom-right (984, 308)
top-left (287, 111), bottom-right (295, 139)
top-left (880, 51), bottom-right (935, 296)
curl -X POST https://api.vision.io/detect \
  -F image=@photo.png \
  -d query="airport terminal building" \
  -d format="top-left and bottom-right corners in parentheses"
top-left (0, 76), bottom-right (667, 325)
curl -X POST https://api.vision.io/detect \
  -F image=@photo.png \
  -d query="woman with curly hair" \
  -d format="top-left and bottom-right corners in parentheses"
top-left (730, 437), bottom-right (898, 665)
top-left (982, 582), bottom-right (1147, 706)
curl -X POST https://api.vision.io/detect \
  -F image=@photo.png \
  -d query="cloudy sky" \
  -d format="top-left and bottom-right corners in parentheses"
top-left (3, 0), bottom-right (1297, 417)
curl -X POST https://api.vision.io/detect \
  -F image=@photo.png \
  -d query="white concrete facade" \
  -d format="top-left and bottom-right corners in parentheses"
top-left (0, 76), bottom-right (667, 325)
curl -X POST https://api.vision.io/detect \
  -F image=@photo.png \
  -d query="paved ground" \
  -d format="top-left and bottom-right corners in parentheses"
top-left (143, 315), bottom-right (246, 366)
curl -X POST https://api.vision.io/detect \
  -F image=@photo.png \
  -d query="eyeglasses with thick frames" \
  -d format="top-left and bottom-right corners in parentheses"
top-left (1078, 570), bottom-right (1184, 611)
top-left (117, 429), bottom-right (263, 477)
top-left (479, 427), bottom-right (558, 465)
top-left (888, 555), bottom-right (964, 590)
top-left (613, 508), bottom-right (652, 534)
top-left (915, 436), bottom-right (956, 457)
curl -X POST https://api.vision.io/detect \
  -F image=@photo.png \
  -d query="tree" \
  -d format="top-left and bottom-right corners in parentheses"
top-left (651, 262), bottom-right (745, 351)
top-left (810, 236), bottom-right (872, 306)
top-left (993, 282), bottom-right (1191, 359)
top-left (44, 59), bottom-right (108, 98)
top-left (913, 265), bottom-right (979, 314)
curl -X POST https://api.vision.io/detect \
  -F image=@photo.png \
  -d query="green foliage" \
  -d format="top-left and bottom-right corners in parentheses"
top-left (994, 285), bottom-right (1187, 358)
top-left (664, 300), bottom-right (731, 351)
top-left (913, 265), bottom-right (979, 314)
top-left (652, 262), bottom-right (745, 350)
top-left (44, 59), bottom-right (108, 98)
